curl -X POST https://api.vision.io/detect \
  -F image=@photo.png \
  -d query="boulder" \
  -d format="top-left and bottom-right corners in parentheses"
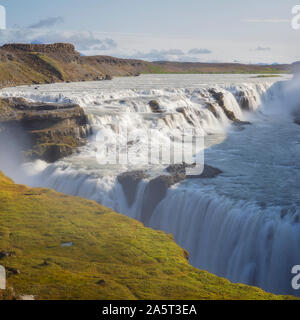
top-left (149, 100), bottom-right (163, 113)
top-left (6, 267), bottom-right (20, 275)
top-left (104, 75), bottom-right (112, 80)
top-left (0, 251), bottom-right (14, 260)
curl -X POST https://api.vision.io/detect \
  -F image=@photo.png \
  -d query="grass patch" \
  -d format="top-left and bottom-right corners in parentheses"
top-left (34, 53), bottom-right (65, 81)
top-left (0, 171), bottom-right (296, 300)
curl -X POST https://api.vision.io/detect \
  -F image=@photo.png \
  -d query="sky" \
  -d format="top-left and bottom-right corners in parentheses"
top-left (0, 0), bottom-right (299, 64)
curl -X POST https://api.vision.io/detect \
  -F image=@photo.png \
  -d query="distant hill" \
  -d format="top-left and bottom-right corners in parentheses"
top-left (0, 43), bottom-right (292, 88)
top-left (148, 60), bottom-right (291, 74)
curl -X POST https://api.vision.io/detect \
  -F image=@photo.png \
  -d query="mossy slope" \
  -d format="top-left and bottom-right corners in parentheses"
top-left (0, 172), bottom-right (294, 300)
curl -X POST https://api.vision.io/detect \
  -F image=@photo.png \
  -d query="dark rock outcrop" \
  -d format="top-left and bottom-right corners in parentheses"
top-left (166, 163), bottom-right (188, 175)
top-left (0, 251), bottom-right (14, 260)
top-left (149, 100), bottom-right (163, 113)
top-left (6, 267), bottom-right (20, 275)
top-left (186, 164), bottom-right (223, 179)
top-left (206, 103), bottom-right (220, 119)
top-left (117, 171), bottom-right (149, 207)
top-left (120, 162), bottom-right (223, 225)
top-left (141, 173), bottom-right (185, 225)
top-left (208, 89), bottom-right (252, 127)
top-left (176, 107), bottom-right (195, 125)
top-left (166, 162), bottom-right (223, 179)
top-left (104, 75), bottom-right (112, 80)
top-left (235, 91), bottom-right (251, 111)
top-left (232, 120), bottom-right (252, 126)
top-left (209, 89), bottom-right (238, 121)
top-left (0, 97), bottom-right (90, 162)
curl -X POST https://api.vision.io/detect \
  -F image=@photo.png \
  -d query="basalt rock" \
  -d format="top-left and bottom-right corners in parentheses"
top-left (236, 91), bottom-right (251, 111)
top-left (186, 164), bottom-right (223, 179)
top-left (0, 97), bottom-right (90, 162)
top-left (206, 103), bottom-right (220, 119)
top-left (166, 163), bottom-right (188, 175)
top-left (139, 162), bottom-right (222, 224)
top-left (166, 162), bottom-right (223, 179)
top-left (149, 100), bottom-right (163, 113)
top-left (232, 120), bottom-right (252, 126)
top-left (175, 107), bottom-right (195, 125)
top-left (141, 173), bottom-right (185, 225)
top-left (117, 171), bottom-right (149, 207)
top-left (209, 89), bottom-right (238, 121)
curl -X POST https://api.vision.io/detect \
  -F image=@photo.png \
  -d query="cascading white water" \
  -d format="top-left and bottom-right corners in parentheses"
top-left (1, 73), bottom-right (298, 296)
top-left (150, 187), bottom-right (300, 295)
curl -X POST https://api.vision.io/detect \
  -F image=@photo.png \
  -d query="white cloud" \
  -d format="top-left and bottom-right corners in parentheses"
top-left (188, 48), bottom-right (212, 54)
top-left (120, 49), bottom-right (187, 61)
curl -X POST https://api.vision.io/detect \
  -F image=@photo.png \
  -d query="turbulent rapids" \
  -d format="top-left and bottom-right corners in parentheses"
top-left (1, 73), bottom-right (300, 296)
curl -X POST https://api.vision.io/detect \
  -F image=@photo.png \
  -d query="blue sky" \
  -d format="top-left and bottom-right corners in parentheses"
top-left (0, 0), bottom-right (299, 63)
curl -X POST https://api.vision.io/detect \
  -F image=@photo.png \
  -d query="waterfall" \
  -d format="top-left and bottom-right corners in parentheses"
top-left (149, 187), bottom-right (300, 296)
top-left (1, 74), bottom-right (297, 296)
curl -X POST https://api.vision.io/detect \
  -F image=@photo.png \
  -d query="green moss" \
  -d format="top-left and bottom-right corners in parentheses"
top-left (34, 54), bottom-right (65, 81)
top-left (0, 172), bottom-right (296, 300)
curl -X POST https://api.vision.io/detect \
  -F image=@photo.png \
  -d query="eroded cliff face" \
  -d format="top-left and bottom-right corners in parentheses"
top-left (0, 97), bottom-right (90, 162)
top-left (0, 43), bottom-right (148, 88)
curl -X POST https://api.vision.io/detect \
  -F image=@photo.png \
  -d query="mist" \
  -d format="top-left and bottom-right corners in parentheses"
top-left (0, 122), bottom-right (31, 181)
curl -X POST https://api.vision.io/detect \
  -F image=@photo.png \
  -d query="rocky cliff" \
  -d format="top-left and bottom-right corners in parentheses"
top-left (0, 97), bottom-right (90, 162)
top-left (0, 43), bottom-right (149, 88)
top-left (0, 43), bottom-right (291, 88)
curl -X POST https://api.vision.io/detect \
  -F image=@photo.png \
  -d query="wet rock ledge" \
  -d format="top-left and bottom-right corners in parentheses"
top-left (118, 163), bottom-right (223, 225)
top-left (0, 97), bottom-right (91, 162)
